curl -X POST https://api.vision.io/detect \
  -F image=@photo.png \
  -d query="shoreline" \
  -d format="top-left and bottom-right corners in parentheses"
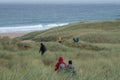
top-left (0, 19), bottom-right (119, 39)
top-left (0, 32), bottom-right (28, 38)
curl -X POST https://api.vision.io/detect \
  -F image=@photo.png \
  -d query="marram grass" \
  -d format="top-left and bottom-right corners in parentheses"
top-left (0, 20), bottom-right (120, 80)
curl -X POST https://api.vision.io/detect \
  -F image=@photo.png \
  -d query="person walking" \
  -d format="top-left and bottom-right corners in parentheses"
top-left (55, 56), bottom-right (67, 72)
top-left (39, 43), bottom-right (46, 55)
top-left (58, 37), bottom-right (62, 43)
top-left (66, 60), bottom-right (76, 77)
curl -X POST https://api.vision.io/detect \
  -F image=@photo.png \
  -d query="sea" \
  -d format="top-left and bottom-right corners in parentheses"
top-left (0, 4), bottom-right (120, 33)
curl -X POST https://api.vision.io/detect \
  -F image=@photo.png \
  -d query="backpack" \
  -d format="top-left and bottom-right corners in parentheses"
top-left (57, 63), bottom-right (66, 73)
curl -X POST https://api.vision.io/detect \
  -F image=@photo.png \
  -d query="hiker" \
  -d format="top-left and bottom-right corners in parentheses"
top-left (39, 43), bottom-right (46, 55)
top-left (73, 37), bottom-right (76, 42)
top-left (55, 56), bottom-right (67, 72)
top-left (66, 60), bottom-right (76, 76)
top-left (76, 37), bottom-right (80, 42)
top-left (58, 37), bottom-right (62, 43)
top-left (73, 37), bottom-right (80, 42)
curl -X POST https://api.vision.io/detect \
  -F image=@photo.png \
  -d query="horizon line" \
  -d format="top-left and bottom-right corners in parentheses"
top-left (0, 2), bottom-right (120, 5)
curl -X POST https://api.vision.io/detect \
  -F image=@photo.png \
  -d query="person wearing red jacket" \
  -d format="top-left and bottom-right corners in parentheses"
top-left (55, 56), bottom-right (67, 71)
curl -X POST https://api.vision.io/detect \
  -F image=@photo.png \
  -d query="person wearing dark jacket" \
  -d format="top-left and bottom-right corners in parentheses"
top-left (39, 43), bottom-right (46, 55)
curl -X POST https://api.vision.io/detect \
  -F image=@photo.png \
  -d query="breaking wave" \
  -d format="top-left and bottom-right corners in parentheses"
top-left (0, 23), bottom-right (69, 33)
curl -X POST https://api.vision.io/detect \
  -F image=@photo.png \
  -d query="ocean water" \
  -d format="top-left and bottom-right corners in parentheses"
top-left (0, 4), bottom-right (120, 33)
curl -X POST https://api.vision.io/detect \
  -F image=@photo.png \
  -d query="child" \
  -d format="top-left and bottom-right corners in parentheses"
top-left (66, 60), bottom-right (76, 76)
top-left (55, 56), bottom-right (67, 72)
top-left (73, 37), bottom-right (80, 42)
top-left (58, 37), bottom-right (62, 43)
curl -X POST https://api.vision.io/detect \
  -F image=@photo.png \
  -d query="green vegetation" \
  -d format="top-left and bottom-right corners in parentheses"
top-left (0, 19), bottom-right (120, 80)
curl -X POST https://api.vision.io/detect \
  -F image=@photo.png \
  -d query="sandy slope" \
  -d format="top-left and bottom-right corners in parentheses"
top-left (0, 32), bottom-right (28, 38)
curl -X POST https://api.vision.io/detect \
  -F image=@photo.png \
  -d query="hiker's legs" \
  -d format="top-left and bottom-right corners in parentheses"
top-left (41, 51), bottom-right (45, 55)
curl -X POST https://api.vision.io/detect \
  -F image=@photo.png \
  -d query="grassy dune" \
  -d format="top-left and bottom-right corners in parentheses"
top-left (0, 20), bottom-right (120, 80)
